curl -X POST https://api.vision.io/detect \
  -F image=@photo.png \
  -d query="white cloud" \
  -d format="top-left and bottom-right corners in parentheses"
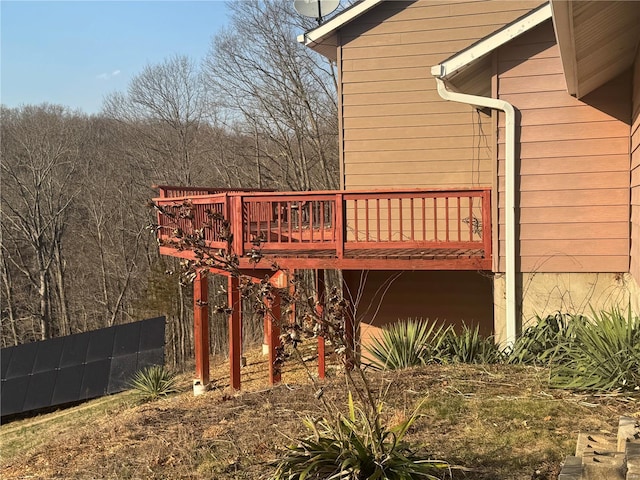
top-left (96, 70), bottom-right (121, 80)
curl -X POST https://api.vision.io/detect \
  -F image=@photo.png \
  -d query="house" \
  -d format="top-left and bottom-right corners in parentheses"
top-left (152, 0), bottom-right (640, 390)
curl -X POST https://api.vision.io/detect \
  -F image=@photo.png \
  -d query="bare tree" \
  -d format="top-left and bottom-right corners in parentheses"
top-left (202, 0), bottom-right (339, 191)
top-left (0, 104), bottom-right (84, 340)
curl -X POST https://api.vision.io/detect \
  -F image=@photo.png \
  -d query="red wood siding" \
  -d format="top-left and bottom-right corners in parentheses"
top-left (338, 0), bottom-right (544, 190)
top-left (497, 21), bottom-right (632, 273)
top-left (631, 46), bottom-right (640, 283)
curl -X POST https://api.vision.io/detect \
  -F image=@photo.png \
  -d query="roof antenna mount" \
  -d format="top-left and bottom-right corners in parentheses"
top-left (293, 0), bottom-right (339, 25)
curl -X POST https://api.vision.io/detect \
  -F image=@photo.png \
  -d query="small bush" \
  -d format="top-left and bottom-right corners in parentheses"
top-left (550, 307), bottom-right (640, 391)
top-left (272, 393), bottom-right (448, 480)
top-left (364, 318), bottom-right (447, 370)
top-left (129, 365), bottom-right (178, 401)
top-left (437, 324), bottom-right (504, 364)
top-left (507, 312), bottom-right (577, 365)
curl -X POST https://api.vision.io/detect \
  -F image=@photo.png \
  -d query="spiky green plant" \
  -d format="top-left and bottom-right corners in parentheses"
top-left (129, 365), bottom-right (178, 401)
top-left (550, 307), bottom-right (640, 391)
top-left (364, 318), bottom-right (447, 370)
top-left (507, 312), bottom-right (578, 365)
top-left (272, 392), bottom-right (448, 480)
top-left (436, 324), bottom-right (504, 364)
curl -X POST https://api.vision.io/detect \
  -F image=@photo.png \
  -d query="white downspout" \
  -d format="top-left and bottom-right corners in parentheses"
top-left (431, 73), bottom-right (517, 347)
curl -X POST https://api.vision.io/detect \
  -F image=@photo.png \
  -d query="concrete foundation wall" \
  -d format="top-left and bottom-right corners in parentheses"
top-left (493, 273), bottom-right (640, 345)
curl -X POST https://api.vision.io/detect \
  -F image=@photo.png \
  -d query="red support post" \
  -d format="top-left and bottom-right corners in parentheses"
top-left (228, 275), bottom-right (242, 390)
top-left (265, 290), bottom-right (282, 385)
top-left (193, 270), bottom-right (210, 386)
top-left (315, 269), bottom-right (326, 379)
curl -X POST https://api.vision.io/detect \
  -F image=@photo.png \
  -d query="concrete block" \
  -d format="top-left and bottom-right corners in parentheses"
top-left (558, 456), bottom-right (582, 480)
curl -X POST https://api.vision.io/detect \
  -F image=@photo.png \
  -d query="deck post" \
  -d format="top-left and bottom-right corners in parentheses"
top-left (265, 290), bottom-right (282, 385)
top-left (193, 270), bottom-right (210, 390)
top-left (228, 275), bottom-right (242, 390)
top-left (342, 277), bottom-right (356, 370)
top-left (336, 193), bottom-right (345, 259)
top-left (315, 269), bottom-right (326, 379)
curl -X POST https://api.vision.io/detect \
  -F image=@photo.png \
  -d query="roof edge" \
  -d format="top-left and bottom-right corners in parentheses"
top-left (431, 2), bottom-right (552, 79)
top-left (297, 0), bottom-right (384, 47)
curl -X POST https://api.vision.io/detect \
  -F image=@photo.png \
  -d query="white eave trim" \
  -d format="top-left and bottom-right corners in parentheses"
top-left (297, 0), bottom-right (384, 46)
top-left (550, 0), bottom-right (578, 96)
top-left (430, 2), bottom-right (552, 79)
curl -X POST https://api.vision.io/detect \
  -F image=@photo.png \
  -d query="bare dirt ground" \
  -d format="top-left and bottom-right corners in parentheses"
top-left (2, 347), bottom-right (639, 480)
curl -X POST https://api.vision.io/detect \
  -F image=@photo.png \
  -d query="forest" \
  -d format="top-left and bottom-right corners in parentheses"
top-left (0, 0), bottom-right (339, 366)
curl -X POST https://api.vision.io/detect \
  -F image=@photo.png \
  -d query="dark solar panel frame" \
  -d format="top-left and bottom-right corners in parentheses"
top-left (1, 316), bottom-right (166, 418)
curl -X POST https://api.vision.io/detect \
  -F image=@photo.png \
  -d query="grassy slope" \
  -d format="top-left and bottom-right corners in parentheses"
top-left (1, 348), bottom-right (639, 480)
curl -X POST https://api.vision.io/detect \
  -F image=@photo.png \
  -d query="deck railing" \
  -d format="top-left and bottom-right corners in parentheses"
top-left (153, 187), bottom-right (491, 261)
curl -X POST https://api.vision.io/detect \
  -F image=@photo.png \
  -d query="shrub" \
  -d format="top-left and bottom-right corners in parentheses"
top-left (129, 365), bottom-right (178, 401)
top-left (436, 324), bottom-right (504, 364)
top-left (272, 392), bottom-right (448, 480)
top-left (364, 318), bottom-right (447, 370)
top-left (507, 312), bottom-right (577, 365)
top-left (550, 307), bottom-right (640, 391)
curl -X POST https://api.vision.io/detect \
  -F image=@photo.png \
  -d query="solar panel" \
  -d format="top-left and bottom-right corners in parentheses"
top-left (1, 316), bottom-right (166, 419)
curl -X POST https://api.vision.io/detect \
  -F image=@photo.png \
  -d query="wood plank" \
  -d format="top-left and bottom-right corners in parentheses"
top-left (498, 155), bottom-right (629, 175)
top-left (498, 41), bottom-right (558, 62)
top-left (346, 172), bottom-right (491, 187)
top-left (498, 172), bottom-right (629, 192)
top-left (346, 147), bottom-right (490, 163)
top-left (344, 112), bottom-right (473, 129)
top-left (343, 123), bottom-right (492, 141)
top-left (497, 138), bottom-right (629, 159)
top-left (516, 105), bottom-right (627, 126)
top-left (345, 159), bottom-right (490, 175)
top-left (499, 57), bottom-right (564, 78)
top-left (342, 88), bottom-right (443, 106)
top-left (498, 255), bottom-right (630, 273)
top-left (344, 101), bottom-right (472, 117)
top-left (498, 74), bottom-right (567, 94)
top-left (499, 239), bottom-right (629, 256)
top-left (517, 189), bottom-right (629, 207)
top-left (499, 222), bottom-right (630, 240)
top-left (498, 205), bottom-right (629, 223)
top-left (342, 79), bottom-right (431, 95)
top-left (345, 135), bottom-right (482, 152)
top-left (517, 121), bottom-right (628, 143)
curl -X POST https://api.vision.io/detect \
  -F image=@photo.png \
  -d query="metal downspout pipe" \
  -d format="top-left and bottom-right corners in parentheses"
top-left (431, 76), bottom-right (517, 347)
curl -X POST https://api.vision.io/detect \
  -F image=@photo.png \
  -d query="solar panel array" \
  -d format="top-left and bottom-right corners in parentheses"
top-left (1, 316), bottom-right (166, 418)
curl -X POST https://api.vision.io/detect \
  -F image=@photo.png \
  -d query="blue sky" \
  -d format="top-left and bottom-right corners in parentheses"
top-left (1, 1), bottom-right (231, 114)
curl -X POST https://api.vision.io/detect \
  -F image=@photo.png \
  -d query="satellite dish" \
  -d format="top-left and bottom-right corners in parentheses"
top-left (293, 0), bottom-right (340, 25)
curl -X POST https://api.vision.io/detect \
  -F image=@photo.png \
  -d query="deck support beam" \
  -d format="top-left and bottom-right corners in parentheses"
top-left (193, 270), bottom-right (210, 388)
top-left (315, 269), bottom-right (326, 379)
top-left (228, 275), bottom-right (242, 390)
top-left (342, 277), bottom-right (355, 370)
top-left (265, 290), bottom-right (282, 385)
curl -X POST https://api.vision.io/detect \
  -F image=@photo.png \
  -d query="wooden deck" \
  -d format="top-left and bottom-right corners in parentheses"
top-left (153, 186), bottom-right (492, 271)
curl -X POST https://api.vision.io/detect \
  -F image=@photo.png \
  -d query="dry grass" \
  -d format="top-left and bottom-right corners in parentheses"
top-left (1, 346), bottom-right (639, 480)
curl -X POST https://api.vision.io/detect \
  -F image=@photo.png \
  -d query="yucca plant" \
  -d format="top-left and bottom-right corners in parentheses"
top-left (364, 318), bottom-right (447, 370)
top-left (436, 323), bottom-right (503, 364)
top-left (507, 312), bottom-right (578, 365)
top-left (272, 392), bottom-right (448, 480)
top-left (550, 307), bottom-right (640, 391)
top-left (129, 365), bottom-right (178, 401)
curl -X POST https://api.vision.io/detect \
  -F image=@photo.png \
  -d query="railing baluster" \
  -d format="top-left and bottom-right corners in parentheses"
top-left (457, 196), bottom-right (461, 242)
top-left (422, 197), bottom-right (426, 241)
top-left (398, 198), bottom-right (403, 242)
top-left (298, 201), bottom-right (303, 243)
top-left (433, 197), bottom-right (437, 241)
top-left (310, 201), bottom-right (314, 243)
top-left (445, 197), bottom-right (450, 243)
top-left (468, 196), bottom-right (473, 241)
top-left (320, 201), bottom-right (325, 242)
top-left (376, 199), bottom-right (381, 242)
top-left (287, 202), bottom-right (292, 243)
top-left (354, 199), bottom-right (359, 242)
top-left (410, 197), bottom-right (414, 241)
top-left (365, 199), bottom-right (369, 242)
top-left (387, 198), bottom-right (391, 241)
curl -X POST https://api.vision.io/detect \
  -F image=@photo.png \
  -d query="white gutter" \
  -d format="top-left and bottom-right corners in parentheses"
top-left (431, 73), bottom-right (518, 347)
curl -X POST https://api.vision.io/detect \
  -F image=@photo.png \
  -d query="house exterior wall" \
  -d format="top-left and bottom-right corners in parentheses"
top-left (496, 20), bottom-right (631, 273)
top-left (338, 0), bottom-right (543, 190)
top-left (631, 45), bottom-right (640, 284)
top-left (344, 270), bottom-right (494, 350)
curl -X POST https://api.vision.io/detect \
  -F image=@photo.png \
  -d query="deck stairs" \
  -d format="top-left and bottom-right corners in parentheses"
top-left (559, 416), bottom-right (640, 480)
